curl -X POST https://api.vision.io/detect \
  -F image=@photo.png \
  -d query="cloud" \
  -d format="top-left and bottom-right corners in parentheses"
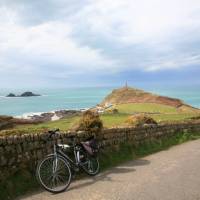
top-left (70, 0), bottom-right (200, 71)
top-left (0, 0), bottom-right (200, 87)
top-left (0, 6), bottom-right (118, 78)
top-left (73, 0), bottom-right (200, 43)
top-left (145, 54), bottom-right (200, 71)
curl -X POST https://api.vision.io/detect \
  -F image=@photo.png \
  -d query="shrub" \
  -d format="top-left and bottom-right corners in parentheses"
top-left (125, 114), bottom-right (157, 127)
top-left (106, 108), bottom-right (119, 114)
top-left (0, 116), bottom-right (14, 130)
top-left (76, 110), bottom-right (103, 134)
top-left (190, 115), bottom-right (200, 120)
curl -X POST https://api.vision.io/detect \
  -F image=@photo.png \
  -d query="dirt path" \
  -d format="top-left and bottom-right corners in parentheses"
top-left (20, 139), bottom-right (200, 200)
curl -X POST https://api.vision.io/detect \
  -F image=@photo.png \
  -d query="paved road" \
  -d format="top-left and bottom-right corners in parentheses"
top-left (20, 140), bottom-right (200, 200)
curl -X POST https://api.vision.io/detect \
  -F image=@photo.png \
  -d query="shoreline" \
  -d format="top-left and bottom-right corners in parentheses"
top-left (14, 108), bottom-right (89, 122)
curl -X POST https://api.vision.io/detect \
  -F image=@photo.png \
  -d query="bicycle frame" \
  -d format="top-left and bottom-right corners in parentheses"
top-left (36, 130), bottom-right (100, 194)
top-left (52, 143), bottom-right (82, 170)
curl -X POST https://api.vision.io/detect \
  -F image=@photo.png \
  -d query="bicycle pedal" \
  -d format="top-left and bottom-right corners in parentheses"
top-left (72, 173), bottom-right (76, 179)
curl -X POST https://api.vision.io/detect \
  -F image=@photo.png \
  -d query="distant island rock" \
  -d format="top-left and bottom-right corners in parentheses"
top-left (20, 91), bottom-right (40, 97)
top-left (6, 93), bottom-right (16, 97)
top-left (6, 91), bottom-right (41, 97)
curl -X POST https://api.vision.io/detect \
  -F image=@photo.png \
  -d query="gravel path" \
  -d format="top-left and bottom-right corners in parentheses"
top-left (20, 139), bottom-right (200, 200)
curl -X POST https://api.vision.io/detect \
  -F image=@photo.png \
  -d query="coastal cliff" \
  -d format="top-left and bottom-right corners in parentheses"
top-left (101, 87), bottom-right (199, 112)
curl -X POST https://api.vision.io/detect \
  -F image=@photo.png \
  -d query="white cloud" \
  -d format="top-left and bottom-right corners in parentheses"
top-left (0, 7), bottom-right (118, 77)
top-left (74, 0), bottom-right (200, 44)
top-left (146, 54), bottom-right (200, 71)
top-left (0, 0), bottom-right (200, 87)
top-left (65, 0), bottom-right (200, 72)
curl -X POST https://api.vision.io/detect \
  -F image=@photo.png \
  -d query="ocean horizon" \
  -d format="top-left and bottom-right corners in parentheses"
top-left (0, 85), bottom-right (200, 117)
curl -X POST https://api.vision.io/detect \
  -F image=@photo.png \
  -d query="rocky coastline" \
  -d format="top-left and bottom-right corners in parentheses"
top-left (18, 109), bottom-right (83, 122)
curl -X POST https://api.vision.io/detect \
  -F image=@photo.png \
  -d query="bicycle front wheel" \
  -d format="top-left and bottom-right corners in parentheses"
top-left (36, 155), bottom-right (72, 193)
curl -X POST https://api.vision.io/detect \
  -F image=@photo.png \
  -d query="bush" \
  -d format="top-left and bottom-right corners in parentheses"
top-left (0, 116), bottom-right (14, 130)
top-left (76, 110), bottom-right (103, 134)
top-left (106, 108), bottom-right (119, 114)
top-left (190, 115), bottom-right (200, 120)
top-left (125, 114), bottom-right (157, 127)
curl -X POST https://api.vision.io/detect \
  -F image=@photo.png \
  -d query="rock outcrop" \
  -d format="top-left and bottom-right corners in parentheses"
top-left (20, 91), bottom-right (40, 97)
top-left (27, 110), bottom-right (81, 122)
top-left (6, 93), bottom-right (16, 97)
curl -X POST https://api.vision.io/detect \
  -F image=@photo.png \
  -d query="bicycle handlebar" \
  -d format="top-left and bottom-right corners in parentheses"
top-left (47, 129), bottom-right (77, 141)
top-left (47, 128), bottom-right (60, 139)
top-left (48, 128), bottom-right (60, 133)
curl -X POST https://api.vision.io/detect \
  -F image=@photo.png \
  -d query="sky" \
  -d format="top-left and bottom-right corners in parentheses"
top-left (0, 0), bottom-right (200, 88)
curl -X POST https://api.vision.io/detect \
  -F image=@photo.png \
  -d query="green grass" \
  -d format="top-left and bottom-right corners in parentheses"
top-left (115, 103), bottom-right (179, 114)
top-left (17, 116), bottom-right (80, 131)
top-left (0, 170), bottom-right (39, 200)
top-left (101, 113), bottom-right (199, 127)
top-left (0, 102), bottom-right (199, 136)
top-left (0, 116), bottom-right (80, 136)
top-left (151, 113), bottom-right (199, 122)
top-left (1, 114), bottom-right (129, 135)
top-left (100, 113), bottom-right (129, 128)
top-left (1, 112), bottom-right (199, 136)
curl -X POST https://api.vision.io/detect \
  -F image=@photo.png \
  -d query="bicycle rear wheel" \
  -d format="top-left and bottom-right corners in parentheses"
top-left (36, 155), bottom-right (72, 193)
top-left (79, 150), bottom-right (100, 176)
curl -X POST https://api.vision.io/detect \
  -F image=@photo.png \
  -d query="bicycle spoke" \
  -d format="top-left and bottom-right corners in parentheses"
top-left (37, 156), bottom-right (72, 192)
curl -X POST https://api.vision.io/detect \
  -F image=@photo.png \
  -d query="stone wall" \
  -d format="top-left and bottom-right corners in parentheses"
top-left (1, 122), bottom-right (200, 181)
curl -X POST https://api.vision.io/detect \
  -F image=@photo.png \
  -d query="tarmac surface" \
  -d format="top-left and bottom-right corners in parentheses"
top-left (20, 139), bottom-right (200, 200)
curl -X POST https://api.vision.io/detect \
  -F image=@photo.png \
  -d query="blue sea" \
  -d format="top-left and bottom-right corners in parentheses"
top-left (0, 85), bottom-right (199, 116)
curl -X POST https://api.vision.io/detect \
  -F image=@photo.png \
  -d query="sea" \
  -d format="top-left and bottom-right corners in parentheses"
top-left (0, 85), bottom-right (199, 117)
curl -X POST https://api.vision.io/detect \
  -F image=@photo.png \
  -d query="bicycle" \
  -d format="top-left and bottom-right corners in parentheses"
top-left (36, 129), bottom-right (100, 193)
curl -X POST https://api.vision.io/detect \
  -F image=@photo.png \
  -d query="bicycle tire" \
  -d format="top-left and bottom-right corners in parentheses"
top-left (36, 155), bottom-right (72, 193)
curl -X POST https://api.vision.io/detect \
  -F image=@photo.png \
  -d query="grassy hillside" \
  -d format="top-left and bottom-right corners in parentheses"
top-left (1, 110), bottom-right (199, 136)
top-left (101, 87), bottom-right (200, 113)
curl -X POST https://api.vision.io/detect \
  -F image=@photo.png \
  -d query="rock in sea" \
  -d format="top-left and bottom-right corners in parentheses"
top-left (6, 91), bottom-right (41, 97)
top-left (6, 93), bottom-right (16, 97)
top-left (20, 91), bottom-right (40, 97)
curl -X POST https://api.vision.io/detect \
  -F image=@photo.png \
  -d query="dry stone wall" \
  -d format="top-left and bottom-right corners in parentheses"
top-left (0, 122), bottom-right (200, 181)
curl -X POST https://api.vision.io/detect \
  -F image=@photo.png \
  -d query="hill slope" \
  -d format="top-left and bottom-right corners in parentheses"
top-left (101, 87), bottom-right (199, 112)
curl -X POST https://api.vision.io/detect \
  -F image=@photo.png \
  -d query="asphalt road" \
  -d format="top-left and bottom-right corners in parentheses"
top-left (20, 139), bottom-right (200, 200)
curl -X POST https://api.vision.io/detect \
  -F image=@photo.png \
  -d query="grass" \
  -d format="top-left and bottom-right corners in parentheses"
top-left (0, 114), bottom-right (129, 135)
top-left (115, 103), bottom-right (179, 114)
top-left (2, 131), bottom-right (200, 200)
top-left (0, 170), bottom-right (39, 200)
top-left (1, 113), bottom-right (199, 136)
top-left (100, 113), bottom-right (129, 128)
top-left (0, 116), bottom-right (80, 136)
top-left (151, 113), bottom-right (199, 122)
top-left (23, 116), bottom-right (80, 131)
top-left (101, 113), bottom-right (199, 127)
top-left (0, 102), bottom-right (199, 136)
